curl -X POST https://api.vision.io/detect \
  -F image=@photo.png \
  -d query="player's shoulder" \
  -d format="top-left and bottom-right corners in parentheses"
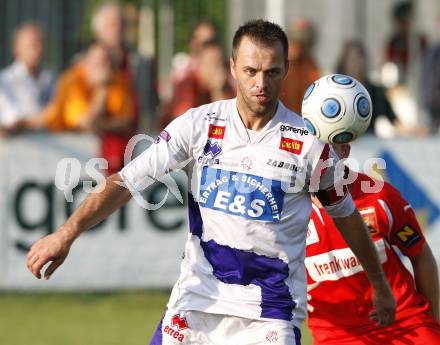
top-left (277, 101), bottom-right (309, 128)
top-left (353, 172), bottom-right (408, 207)
top-left (178, 98), bottom-right (233, 125)
top-left (164, 99), bottom-right (232, 143)
top-left (373, 178), bottom-right (405, 202)
top-left (379, 180), bottom-right (410, 210)
top-left (276, 101), bottom-right (320, 154)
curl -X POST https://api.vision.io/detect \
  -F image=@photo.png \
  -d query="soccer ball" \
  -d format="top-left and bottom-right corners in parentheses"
top-left (301, 74), bottom-right (372, 144)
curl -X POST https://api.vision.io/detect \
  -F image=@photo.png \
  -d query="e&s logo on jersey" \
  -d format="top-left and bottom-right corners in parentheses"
top-left (279, 137), bottom-right (303, 154)
top-left (199, 166), bottom-right (285, 222)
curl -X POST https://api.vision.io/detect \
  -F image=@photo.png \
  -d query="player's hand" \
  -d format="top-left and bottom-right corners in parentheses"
top-left (369, 284), bottom-right (396, 327)
top-left (26, 229), bottom-right (73, 280)
top-left (307, 281), bottom-right (321, 312)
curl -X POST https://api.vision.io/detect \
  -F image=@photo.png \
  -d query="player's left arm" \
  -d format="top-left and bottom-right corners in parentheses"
top-left (310, 144), bottom-right (395, 326)
top-left (332, 209), bottom-right (396, 326)
top-left (410, 243), bottom-right (439, 321)
top-left (384, 186), bottom-right (439, 322)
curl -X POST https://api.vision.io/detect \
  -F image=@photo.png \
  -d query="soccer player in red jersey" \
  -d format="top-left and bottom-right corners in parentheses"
top-left (306, 143), bottom-right (440, 345)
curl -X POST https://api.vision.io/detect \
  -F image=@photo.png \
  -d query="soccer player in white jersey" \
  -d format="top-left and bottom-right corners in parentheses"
top-left (27, 20), bottom-right (395, 344)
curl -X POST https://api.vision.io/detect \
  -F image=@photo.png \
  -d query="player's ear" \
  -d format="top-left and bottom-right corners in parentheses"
top-left (229, 57), bottom-right (237, 80)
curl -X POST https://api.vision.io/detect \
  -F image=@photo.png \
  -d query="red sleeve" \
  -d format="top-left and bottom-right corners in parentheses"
top-left (313, 144), bottom-right (347, 206)
top-left (381, 183), bottom-right (425, 258)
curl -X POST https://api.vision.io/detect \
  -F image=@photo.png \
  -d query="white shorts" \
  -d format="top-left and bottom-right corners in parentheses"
top-left (149, 308), bottom-right (301, 345)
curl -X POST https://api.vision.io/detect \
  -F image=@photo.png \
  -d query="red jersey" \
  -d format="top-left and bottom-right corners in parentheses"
top-left (306, 173), bottom-right (439, 344)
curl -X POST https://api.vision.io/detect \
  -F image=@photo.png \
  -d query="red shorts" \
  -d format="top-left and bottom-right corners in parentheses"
top-left (311, 317), bottom-right (440, 345)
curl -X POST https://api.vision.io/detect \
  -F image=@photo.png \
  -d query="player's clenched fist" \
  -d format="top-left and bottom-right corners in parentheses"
top-left (26, 229), bottom-right (73, 280)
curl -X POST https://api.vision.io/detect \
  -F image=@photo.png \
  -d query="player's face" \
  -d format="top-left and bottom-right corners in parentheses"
top-left (230, 36), bottom-right (287, 118)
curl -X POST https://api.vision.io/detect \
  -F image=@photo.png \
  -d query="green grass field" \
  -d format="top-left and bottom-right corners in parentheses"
top-left (0, 291), bottom-right (312, 345)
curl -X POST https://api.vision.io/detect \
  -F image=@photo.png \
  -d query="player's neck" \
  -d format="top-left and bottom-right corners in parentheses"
top-left (236, 98), bottom-right (278, 132)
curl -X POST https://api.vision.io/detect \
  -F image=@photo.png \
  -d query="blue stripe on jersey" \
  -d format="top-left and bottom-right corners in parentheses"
top-left (188, 193), bottom-right (295, 321)
top-left (199, 166), bottom-right (285, 222)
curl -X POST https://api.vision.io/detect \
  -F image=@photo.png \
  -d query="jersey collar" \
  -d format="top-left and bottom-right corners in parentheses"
top-left (230, 98), bottom-right (284, 144)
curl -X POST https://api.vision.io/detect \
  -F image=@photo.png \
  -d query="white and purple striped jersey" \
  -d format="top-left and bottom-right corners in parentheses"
top-left (120, 98), bottom-right (355, 328)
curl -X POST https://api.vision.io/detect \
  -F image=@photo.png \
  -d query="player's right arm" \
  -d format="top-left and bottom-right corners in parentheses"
top-left (411, 243), bottom-right (439, 321)
top-left (310, 144), bottom-right (395, 327)
top-left (384, 185), bottom-right (439, 321)
top-left (332, 211), bottom-right (396, 326)
top-left (27, 111), bottom-right (194, 280)
top-left (27, 173), bottom-right (131, 280)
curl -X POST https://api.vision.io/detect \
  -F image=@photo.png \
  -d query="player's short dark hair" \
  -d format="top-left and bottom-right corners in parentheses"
top-left (232, 19), bottom-right (288, 62)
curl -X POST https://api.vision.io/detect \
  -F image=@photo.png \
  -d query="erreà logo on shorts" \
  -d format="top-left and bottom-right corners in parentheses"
top-left (279, 137), bottom-right (303, 154)
top-left (208, 124), bottom-right (225, 139)
top-left (163, 314), bottom-right (188, 343)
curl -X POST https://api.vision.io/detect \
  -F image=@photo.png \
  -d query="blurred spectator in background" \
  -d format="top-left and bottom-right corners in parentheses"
top-left (92, 2), bottom-right (158, 131)
top-left (385, 1), bottom-right (427, 85)
top-left (160, 21), bottom-right (218, 125)
top-left (7, 43), bottom-right (135, 174)
top-left (197, 40), bottom-right (235, 100)
top-left (337, 40), bottom-right (427, 137)
top-left (420, 13), bottom-right (440, 134)
top-left (280, 18), bottom-right (320, 114)
top-left (171, 20), bottom-right (219, 89)
top-left (0, 22), bottom-right (54, 129)
top-left (160, 22), bottom-right (235, 127)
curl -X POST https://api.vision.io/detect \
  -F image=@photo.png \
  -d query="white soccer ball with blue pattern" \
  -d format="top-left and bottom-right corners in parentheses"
top-left (301, 74), bottom-right (372, 144)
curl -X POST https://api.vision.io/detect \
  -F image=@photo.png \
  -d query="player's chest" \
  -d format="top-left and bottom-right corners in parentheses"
top-left (190, 127), bottom-right (311, 222)
top-left (192, 128), bottom-right (309, 183)
top-left (307, 203), bottom-right (388, 254)
top-left (355, 199), bottom-right (390, 239)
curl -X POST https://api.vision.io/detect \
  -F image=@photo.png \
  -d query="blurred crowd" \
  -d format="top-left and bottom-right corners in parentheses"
top-left (279, 1), bottom-right (437, 137)
top-left (0, 1), bottom-right (439, 173)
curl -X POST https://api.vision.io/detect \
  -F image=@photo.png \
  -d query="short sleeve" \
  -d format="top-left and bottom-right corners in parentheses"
top-left (119, 112), bottom-right (193, 194)
top-left (383, 185), bottom-right (426, 258)
top-left (308, 142), bottom-right (355, 218)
